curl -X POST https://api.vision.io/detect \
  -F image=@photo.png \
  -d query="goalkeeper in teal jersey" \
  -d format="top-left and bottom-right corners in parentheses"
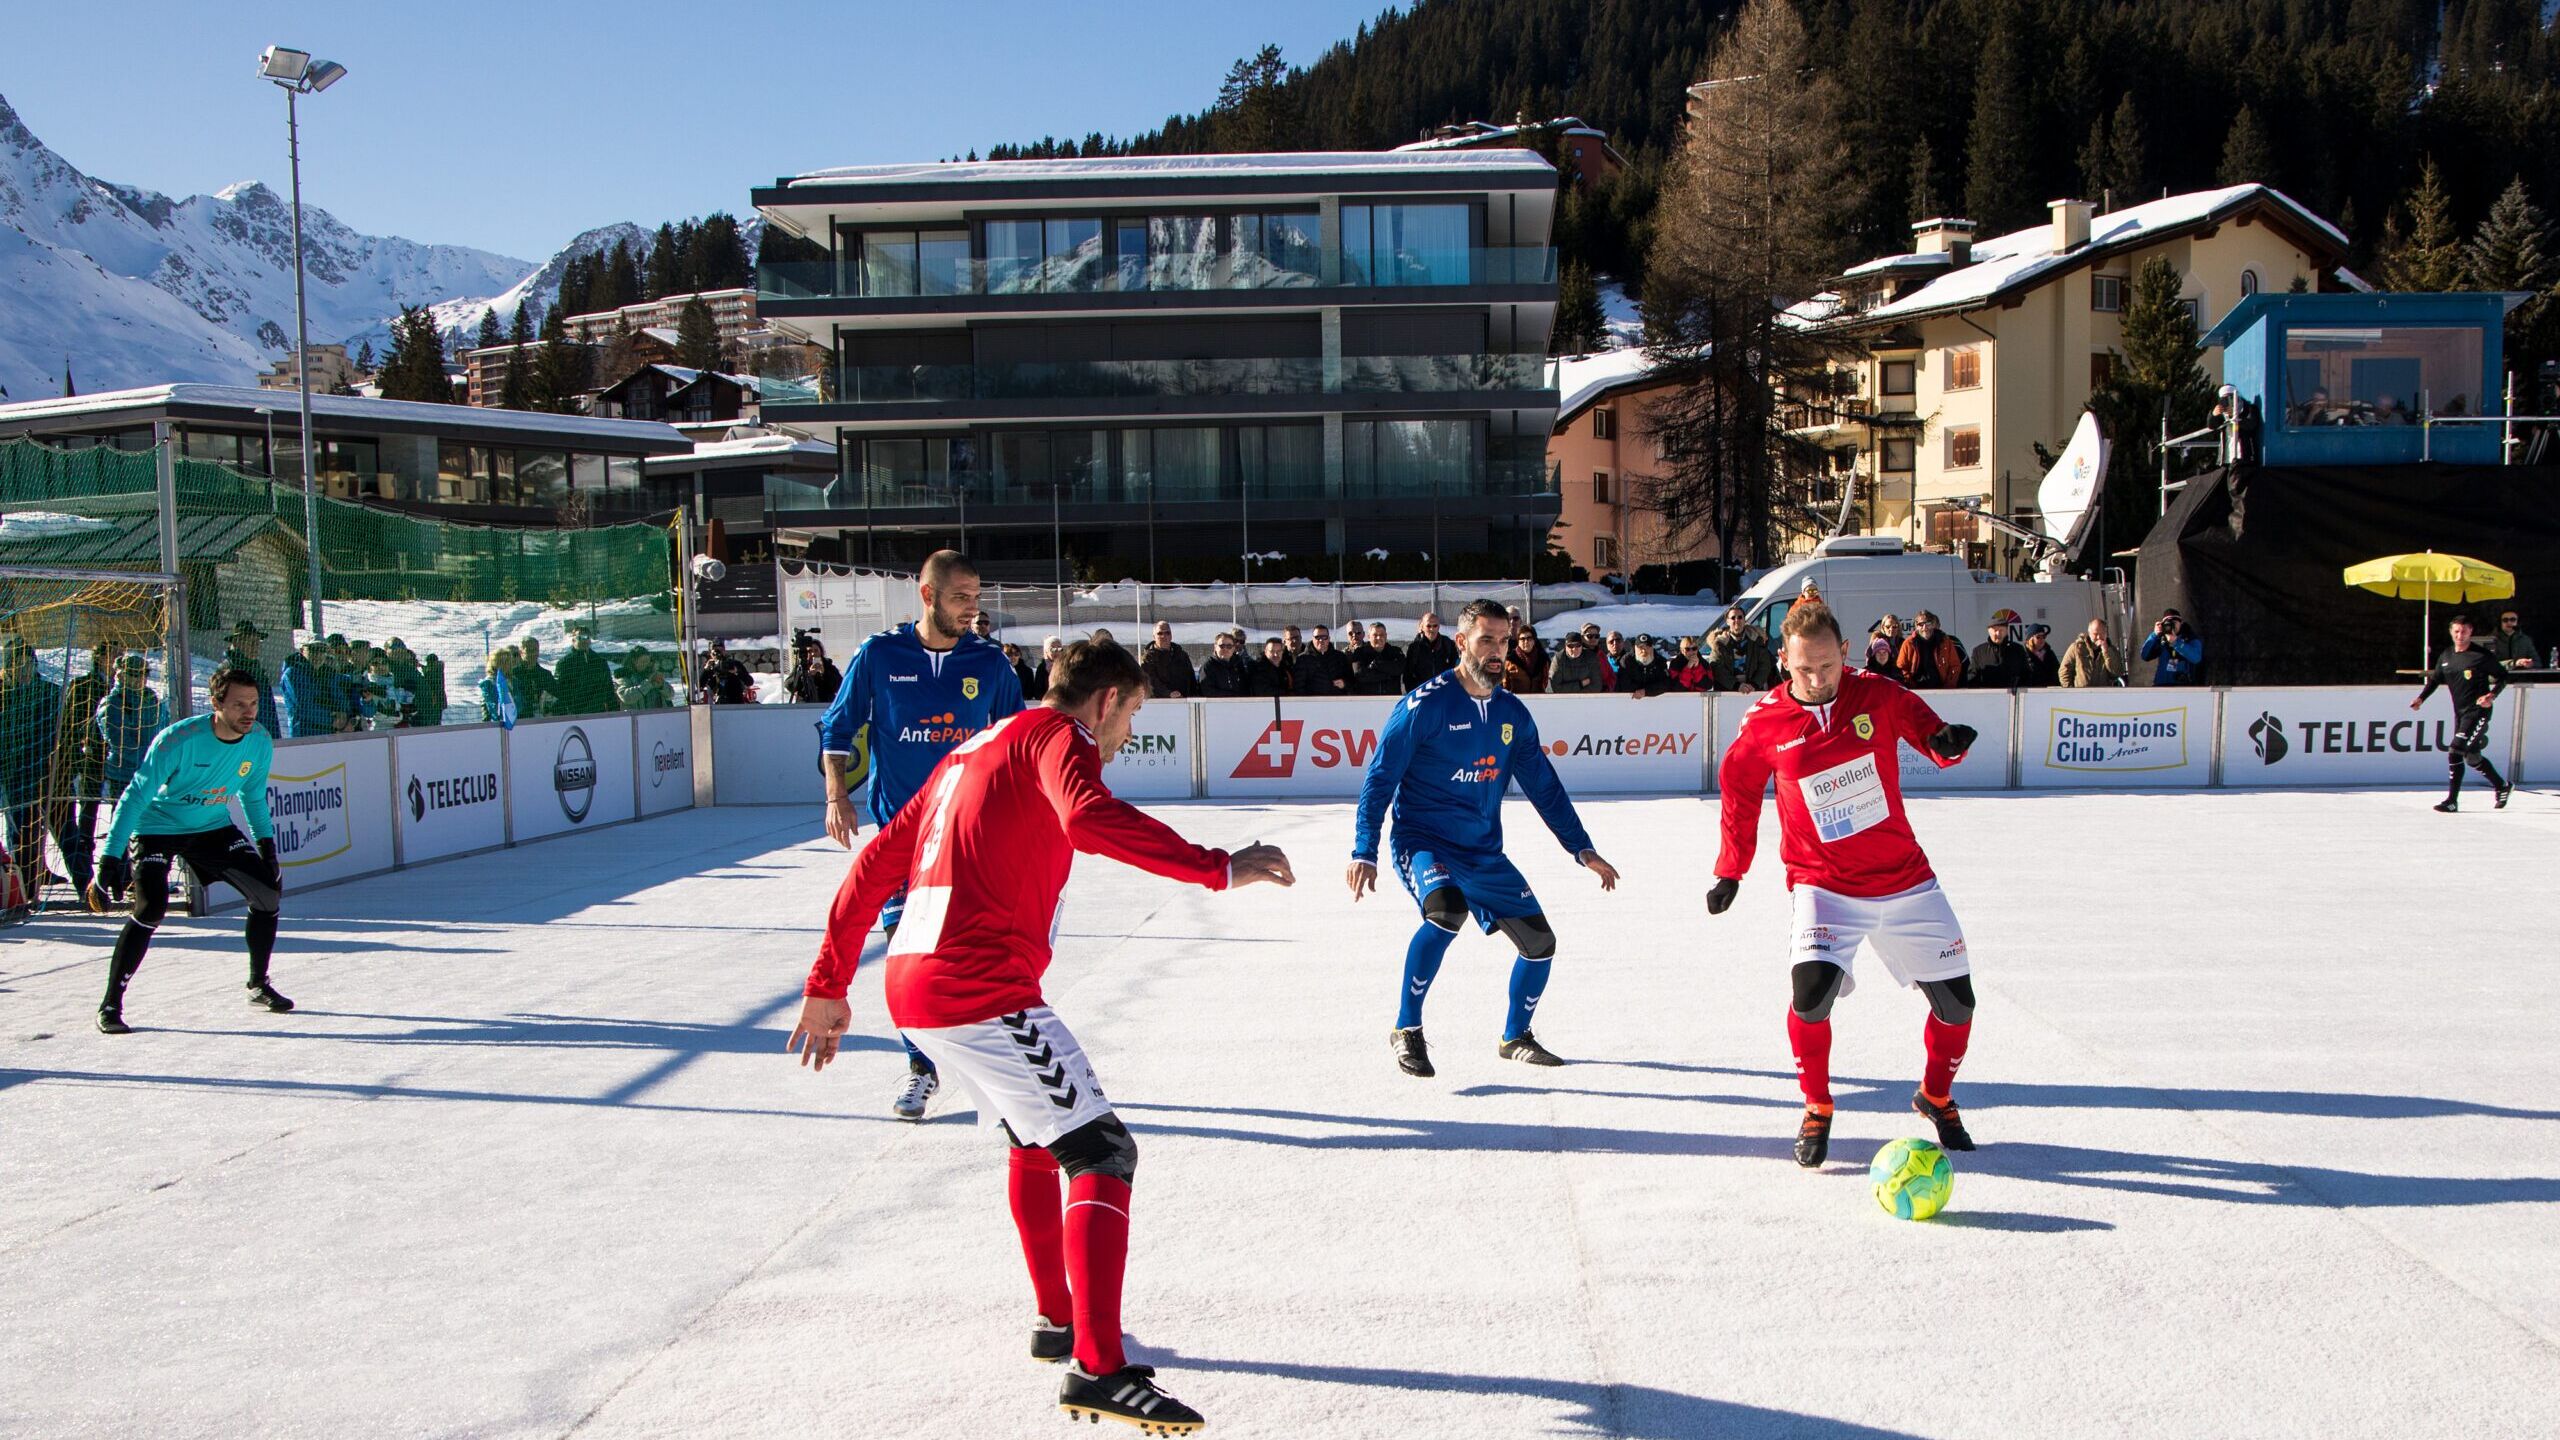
top-left (88, 667), bottom-right (294, 1033)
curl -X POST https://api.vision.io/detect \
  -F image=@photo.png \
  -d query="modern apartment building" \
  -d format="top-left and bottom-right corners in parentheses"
top-left (749, 150), bottom-right (1562, 579)
top-left (1791, 184), bottom-right (2350, 566)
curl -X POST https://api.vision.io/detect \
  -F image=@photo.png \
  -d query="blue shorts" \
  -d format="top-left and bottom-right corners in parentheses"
top-left (1394, 842), bottom-right (1542, 935)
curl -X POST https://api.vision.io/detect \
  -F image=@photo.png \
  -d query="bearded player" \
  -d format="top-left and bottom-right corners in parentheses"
top-left (1351, 598), bottom-right (1619, 1076)
top-left (791, 640), bottom-right (1292, 1433)
top-left (817, 549), bottom-right (1024, 1121)
top-left (1708, 602), bottom-right (1981, 1167)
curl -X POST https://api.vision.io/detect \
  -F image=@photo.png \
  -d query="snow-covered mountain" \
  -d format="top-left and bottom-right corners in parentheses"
top-left (0, 91), bottom-right (533, 398)
top-left (425, 222), bottom-right (649, 346)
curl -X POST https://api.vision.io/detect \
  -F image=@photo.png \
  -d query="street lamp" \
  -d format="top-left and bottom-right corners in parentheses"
top-left (259, 44), bottom-right (347, 639)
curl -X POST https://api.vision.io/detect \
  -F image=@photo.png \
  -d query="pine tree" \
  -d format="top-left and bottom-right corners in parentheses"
top-left (475, 308), bottom-right (502, 352)
top-left (376, 306), bottom-right (452, 404)
top-left (1962, 6), bottom-right (2040, 233)
top-left (608, 240), bottom-right (644, 310)
top-left (2463, 177), bottom-right (2552, 293)
top-left (2379, 159), bottom-right (2464, 292)
top-left (499, 303), bottom-right (534, 410)
top-left (675, 296), bottom-right (722, 370)
top-left (1213, 44), bottom-right (1296, 151)
top-left (1908, 135), bottom-right (1944, 225)
top-left (354, 339), bottom-right (376, 374)
top-left (1551, 260), bottom-right (1608, 355)
top-left (645, 223), bottom-right (683, 300)
top-left (2089, 257), bottom-right (2212, 547)
top-left (2217, 105), bottom-right (2276, 188)
top-left (2104, 92), bottom-right (2149, 204)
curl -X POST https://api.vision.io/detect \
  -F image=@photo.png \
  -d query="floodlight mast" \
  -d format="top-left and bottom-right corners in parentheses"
top-left (259, 45), bottom-right (348, 636)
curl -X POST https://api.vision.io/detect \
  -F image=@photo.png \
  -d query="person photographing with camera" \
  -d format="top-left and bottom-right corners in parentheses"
top-left (2139, 609), bottom-right (2204, 685)
top-left (2412, 613), bottom-right (2510, 813)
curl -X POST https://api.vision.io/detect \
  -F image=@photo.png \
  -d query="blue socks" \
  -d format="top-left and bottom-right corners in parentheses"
top-left (1504, 958), bottom-right (1552, 1042)
top-left (901, 1033), bottom-right (935, 1075)
top-left (1397, 920), bottom-right (1458, 1029)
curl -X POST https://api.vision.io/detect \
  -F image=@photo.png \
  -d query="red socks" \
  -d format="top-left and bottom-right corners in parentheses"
top-left (1924, 1015), bottom-right (1971, 1101)
top-left (1006, 1146), bottom-right (1071, 1327)
top-left (1064, 1173), bottom-right (1133, 1374)
top-left (1787, 1012), bottom-right (1833, 1108)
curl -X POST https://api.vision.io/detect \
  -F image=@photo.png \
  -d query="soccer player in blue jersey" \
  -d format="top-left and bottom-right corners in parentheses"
top-left (1348, 598), bottom-right (1619, 1075)
top-left (817, 550), bottom-right (1025, 1119)
top-left (87, 667), bottom-right (291, 1034)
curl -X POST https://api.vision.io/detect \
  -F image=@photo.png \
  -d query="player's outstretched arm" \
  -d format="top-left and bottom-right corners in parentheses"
top-left (1230, 842), bottom-right (1295, 888)
top-left (788, 997), bottom-right (853, 1072)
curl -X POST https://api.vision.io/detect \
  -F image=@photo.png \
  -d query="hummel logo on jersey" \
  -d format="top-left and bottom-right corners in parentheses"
top-left (1447, 722), bottom-right (1472, 732)
top-left (1778, 737), bottom-right (1806, 750)
top-left (887, 673), bottom-right (920, 682)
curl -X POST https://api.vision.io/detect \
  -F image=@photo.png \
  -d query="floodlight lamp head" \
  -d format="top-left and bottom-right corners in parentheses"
top-left (306, 60), bottom-right (348, 93)
top-left (259, 46), bottom-right (311, 83)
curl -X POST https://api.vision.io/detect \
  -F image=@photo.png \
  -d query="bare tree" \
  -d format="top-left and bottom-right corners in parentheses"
top-left (1637, 0), bottom-right (1862, 577)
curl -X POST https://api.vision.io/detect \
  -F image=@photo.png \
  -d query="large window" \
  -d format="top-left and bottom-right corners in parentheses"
top-left (1945, 347), bottom-right (1982, 390)
top-left (853, 435), bottom-right (973, 507)
top-left (1238, 423), bottom-right (1325, 499)
top-left (1881, 437), bottom-right (1917, 472)
top-left (1121, 427), bottom-right (1222, 502)
top-left (1880, 359), bottom-right (1917, 396)
top-left (1228, 212), bottom-right (1321, 286)
top-left (2282, 325), bottom-right (2482, 426)
top-left (1346, 418), bottom-right (1475, 497)
top-left (1341, 203), bottom-right (1474, 286)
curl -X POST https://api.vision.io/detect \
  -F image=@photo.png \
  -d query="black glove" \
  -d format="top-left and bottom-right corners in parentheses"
top-left (1928, 723), bottom-right (1978, 760)
top-left (95, 854), bottom-right (131, 903)
top-left (1706, 877), bottom-right (1739, 915)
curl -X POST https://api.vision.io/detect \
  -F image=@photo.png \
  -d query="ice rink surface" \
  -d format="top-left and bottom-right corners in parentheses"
top-left (5, 788), bottom-right (2558, 1439)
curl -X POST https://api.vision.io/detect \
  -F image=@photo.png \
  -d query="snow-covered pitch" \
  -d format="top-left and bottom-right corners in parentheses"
top-left (4, 790), bottom-right (2555, 1437)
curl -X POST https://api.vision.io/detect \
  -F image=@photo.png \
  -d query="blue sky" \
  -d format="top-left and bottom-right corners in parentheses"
top-left (3, 0), bottom-right (1392, 264)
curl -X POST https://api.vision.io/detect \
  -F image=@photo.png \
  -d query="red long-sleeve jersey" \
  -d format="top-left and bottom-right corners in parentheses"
top-left (1715, 669), bottom-right (1960, 898)
top-left (805, 706), bottom-right (1232, 1028)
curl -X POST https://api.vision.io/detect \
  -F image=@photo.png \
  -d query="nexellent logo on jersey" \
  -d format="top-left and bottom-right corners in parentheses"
top-left (1230, 720), bottom-right (1378, 779)
top-left (898, 711), bottom-right (975, 746)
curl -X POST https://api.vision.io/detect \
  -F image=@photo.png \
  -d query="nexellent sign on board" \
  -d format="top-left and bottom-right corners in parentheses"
top-left (2019, 691), bottom-right (2210, 788)
top-left (393, 726), bottom-right (507, 862)
top-left (508, 717), bottom-right (636, 840)
top-left (633, 709), bottom-right (696, 817)
top-left (2219, 686), bottom-right (2519, 786)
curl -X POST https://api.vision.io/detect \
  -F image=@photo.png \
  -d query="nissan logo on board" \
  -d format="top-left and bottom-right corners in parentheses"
top-left (554, 726), bottom-right (598, 821)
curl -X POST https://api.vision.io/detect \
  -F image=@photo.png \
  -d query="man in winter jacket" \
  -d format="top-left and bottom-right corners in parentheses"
top-left (1198, 634), bottom-right (1250, 696)
top-left (1291, 626), bottom-right (1354, 695)
top-left (1966, 610), bottom-right (2032, 690)
top-left (1616, 635), bottom-right (1672, 697)
top-left (1896, 611), bottom-right (1966, 689)
top-left (551, 625), bottom-right (622, 715)
top-left (2058, 619), bottom-right (2126, 687)
top-left (1401, 612), bottom-right (1460, 689)
top-left (1140, 623), bottom-right (1199, 698)
top-left (1350, 622), bottom-right (1404, 694)
top-left (277, 644), bottom-right (341, 738)
top-left (512, 635), bottom-right (562, 717)
top-left (1706, 609), bottom-right (1775, 692)
top-left (1246, 637), bottom-right (1294, 696)
top-left (2140, 611), bottom-right (2205, 685)
top-left (1547, 631), bottom-right (1609, 693)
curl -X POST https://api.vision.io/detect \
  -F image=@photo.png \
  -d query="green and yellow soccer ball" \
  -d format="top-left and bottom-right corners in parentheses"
top-left (1870, 1137), bottom-right (1953, 1220)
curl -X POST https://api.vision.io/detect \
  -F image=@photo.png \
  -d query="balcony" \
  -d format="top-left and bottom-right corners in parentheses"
top-left (830, 353), bottom-right (1548, 406)
top-left (758, 246), bottom-right (1558, 304)
top-left (765, 458), bottom-right (1554, 516)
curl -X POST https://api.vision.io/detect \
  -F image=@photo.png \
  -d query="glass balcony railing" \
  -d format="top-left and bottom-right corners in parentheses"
top-left (757, 247), bottom-right (1557, 303)
top-left (820, 353), bottom-right (1548, 406)
top-left (765, 464), bottom-right (1546, 513)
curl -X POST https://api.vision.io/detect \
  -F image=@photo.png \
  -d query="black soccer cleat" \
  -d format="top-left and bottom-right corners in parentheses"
top-left (1497, 1030), bottom-right (1565, 1067)
top-left (2433, 798), bottom-right (2459, 813)
top-left (1912, 1090), bottom-right (1976, 1152)
top-left (246, 982), bottom-right (295, 1013)
top-left (1058, 1362), bottom-right (1204, 1434)
top-left (1389, 1026), bottom-right (1434, 1077)
top-left (97, 1008), bottom-right (132, 1036)
top-left (1794, 1108), bottom-right (1832, 1169)
top-left (1031, 1319), bottom-right (1074, 1364)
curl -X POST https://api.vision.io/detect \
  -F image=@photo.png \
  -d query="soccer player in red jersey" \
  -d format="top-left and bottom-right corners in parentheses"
top-left (1707, 602), bottom-right (1982, 1169)
top-left (790, 640), bottom-right (1292, 1433)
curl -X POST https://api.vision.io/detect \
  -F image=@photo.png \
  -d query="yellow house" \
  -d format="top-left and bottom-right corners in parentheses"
top-left (1797, 185), bottom-right (2351, 567)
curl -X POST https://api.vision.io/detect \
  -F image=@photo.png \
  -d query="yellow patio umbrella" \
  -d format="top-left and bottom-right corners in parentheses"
top-left (2343, 551), bottom-right (2516, 672)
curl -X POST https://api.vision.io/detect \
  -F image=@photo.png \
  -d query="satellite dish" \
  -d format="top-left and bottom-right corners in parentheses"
top-left (2038, 411), bottom-right (2107, 540)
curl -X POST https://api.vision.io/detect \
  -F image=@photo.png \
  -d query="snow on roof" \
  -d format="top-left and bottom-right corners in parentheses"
top-left (1549, 346), bottom-right (1661, 420)
top-left (646, 433), bottom-right (837, 470)
top-left (785, 150), bottom-right (1554, 188)
top-left (0, 383), bottom-right (691, 449)
top-left (1392, 118), bottom-right (1611, 152)
top-left (1840, 252), bottom-right (1955, 278)
top-left (1839, 185), bottom-right (2347, 325)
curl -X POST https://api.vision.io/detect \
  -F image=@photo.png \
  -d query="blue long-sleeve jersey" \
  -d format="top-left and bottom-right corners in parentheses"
top-left (1352, 673), bottom-right (1593, 864)
top-left (817, 624), bottom-right (1024, 825)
